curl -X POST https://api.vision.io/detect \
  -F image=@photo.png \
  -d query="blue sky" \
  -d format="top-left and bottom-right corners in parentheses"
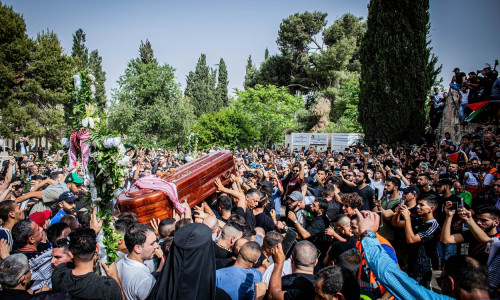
top-left (3, 0), bottom-right (500, 98)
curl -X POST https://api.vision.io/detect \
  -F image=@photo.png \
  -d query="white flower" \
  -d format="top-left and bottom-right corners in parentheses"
top-left (61, 138), bottom-right (70, 148)
top-left (118, 143), bottom-right (126, 155)
top-left (73, 75), bottom-right (81, 90)
top-left (118, 156), bottom-right (130, 167)
top-left (87, 74), bottom-right (95, 82)
top-left (82, 117), bottom-right (95, 128)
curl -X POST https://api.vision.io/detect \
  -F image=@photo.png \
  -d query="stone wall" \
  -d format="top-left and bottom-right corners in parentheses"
top-left (436, 89), bottom-right (475, 144)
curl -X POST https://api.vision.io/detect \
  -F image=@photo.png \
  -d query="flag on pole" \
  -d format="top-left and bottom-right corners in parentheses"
top-left (465, 101), bottom-right (490, 122)
top-left (446, 152), bottom-right (460, 163)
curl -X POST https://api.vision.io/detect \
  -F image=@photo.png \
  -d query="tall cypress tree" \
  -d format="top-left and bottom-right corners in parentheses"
top-left (243, 55), bottom-right (257, 90)
top-left (71, 28), bottom-right (88, 70)
top-left (137, 39), bottom-right (157, 65)
top-left (88, 50), bottom-right (107, 110)
top-left (185, 54), bottom-right (216, 117)
top-left (216, 58), bottom-right (228, 108)
top-left (358, 0), bottom-right (440, 144)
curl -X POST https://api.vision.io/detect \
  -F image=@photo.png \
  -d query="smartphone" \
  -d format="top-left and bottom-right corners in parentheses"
top-left (460, 197), bottom-right (464, 209)
top-left (400, 199), bottom-right (405, 207)
top-left (334, 168), bottom-right (340, 174)
top-left (375, 211), bottom-right (383, 227)
top-left (282, 229), bottom-right (298, 257)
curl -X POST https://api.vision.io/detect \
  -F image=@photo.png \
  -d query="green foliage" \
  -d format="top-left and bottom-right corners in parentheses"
top-left (0, 27), bottom-right (73, 140)
top-left (0, 2), bottom-right (31, 102)
top-left (71, 29), bottom-right (88, 70)
top-left (326, 79), bottom-right (362, 133)
top-left (71, 28), bottom-right (107, 111)
top-left (185, 54), bottom-right (217, 116)
top-left (192, 107), bottom-right (258, 149)
top-left (216, 58), bottom-right (228, 107)
top-left (358, 0), bottom-right (441, 144)
top-left (137, 39), bottom-right (157, 65)
top-left (235, 85), bottom-right (303, 147)
top-left (69, 69), bottom-right (124, 263)
top-left (109, 43), bottom-right (195, 148)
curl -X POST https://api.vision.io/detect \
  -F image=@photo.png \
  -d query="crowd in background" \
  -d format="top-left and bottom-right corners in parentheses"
top-left (0, 120), bottom-right (500, 299)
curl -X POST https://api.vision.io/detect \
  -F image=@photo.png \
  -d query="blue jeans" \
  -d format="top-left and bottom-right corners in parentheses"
top-left (450, 83), bottom-right (462, 91)
top-left (437, 241), bottom-right (456, 264)
top-left (460, 103), bottom-right (468, 121)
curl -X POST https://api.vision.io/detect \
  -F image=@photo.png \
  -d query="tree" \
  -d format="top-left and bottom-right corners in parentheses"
top-left (234, 85), bottom-right (302, 147)
top-left (243, 55), bottom-right (258, 90)
top-left (264, 48), bottom-right (269, 60)
top-left (192, 107), bottom-right (258, 149)
top-left (216, 58), bottom-right (228, 107)
top-left (71, 28), bottom-right (88, 70)
top-left (137, 39), bottom-right (157, 65)
top-left (88, 49), bottom-right (107, 111)
top-left (358, 0), bottom-right (441, 144)
top-left (0, 2), bottom-right (31, 103)
top-left (185, 54), bottom-right (216, 117)
top-left (71, 28), bottom-right (107, 111)
top-left (0, 30), bottom-right (73, 140)
top-left (109, 43), bottom-right (194, 147)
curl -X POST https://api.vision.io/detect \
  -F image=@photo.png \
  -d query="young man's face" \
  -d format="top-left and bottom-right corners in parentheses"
top-left (350, 219), bottom-right (360, 238)
top-left (51, 247), bottom-right (72, 269)
top-left (475, 213), bottom-right (499, 233)
top-left (416, 200), bottom-right (433, 216)
top-left (384, 181), bottom-right (395, 193)
top-left (139, 231), bottom-right (159, 261)
top-left (417, 176), bottom-right (428, 187)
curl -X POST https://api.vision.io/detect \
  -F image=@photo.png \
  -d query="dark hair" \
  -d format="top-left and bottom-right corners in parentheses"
top-left (12, 219), bottom-right (34, 248)
top-left (158, 218), bottom-right (176, 238)
top-left (315, 197), bottom-right (329, 212)
top-left (334, 248), bottom-right (361, 276)
top-left (315, 266), bottom-right (360, 300)
top-left (114, 218), bottom-right (134, 236)
top-left (68, 228), bottom-right (97, 262)
top-left (125, 223), bottom-right (154, 253)
top-left (116, 212), bottom-right (138, 223)
top-left (263, 231), bottom-right (283, 250)
top-left (175, 218), bottom-right (193, 231)
top-left (217, 195), bottom-right (232, 211)
top-left (0, 201), bottom-right (16, 222)
top-left (228, 214), bottom-right (246, 226)
top-left (322, 184), bottom-right (336, 198)
top-left (316, 167), bottom-right (327, 174)
top-left (76, 210), bottom-right (91, 228)
top-left (418, 173), bottom-right (432, 181)
top-left (160, 237), bottom-right (174, 258)
top-left (443, 255), bottom-right (489, 293)
top-left (475, 204), bottom-right (500, 220)
top-left (49, 171), bottom-right (63, 180)
top-left (60, 215), bottom-right (79, 230)
top-left (53, 238), bottom-right (70, 252)
top-left (259, 185), bottom-right (273, 199)
top-left (386, 177), bottom-right (400, 189)
top-left (420, 194), bottom-right (438, 208)
top-left (47, 222), bottom-right (70, 244)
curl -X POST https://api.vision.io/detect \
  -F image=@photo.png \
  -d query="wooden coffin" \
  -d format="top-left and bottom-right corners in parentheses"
top-left (117, 150), bottom-right (235, 224)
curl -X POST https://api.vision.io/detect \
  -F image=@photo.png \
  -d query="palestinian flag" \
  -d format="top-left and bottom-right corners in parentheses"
top-left (446, 152), bottom-right (460, 163)
top-left (465, 101), bottom-right (490, 122)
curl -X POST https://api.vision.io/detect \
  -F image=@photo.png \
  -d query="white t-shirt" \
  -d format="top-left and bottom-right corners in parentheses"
top-left (262, 258), bottom-right (293, 286)
top-left (117, 255), bottom-right (156, 300)
top-left (370, 179), bottom-right (385, 199)
top-left (460, 90), bottom-right (469, 105)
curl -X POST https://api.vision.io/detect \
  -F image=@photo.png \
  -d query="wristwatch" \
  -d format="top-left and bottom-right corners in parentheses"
top-left (293, 219), bottom-right (298, 224)
top-left (361, 230), bottom-right (376, 239)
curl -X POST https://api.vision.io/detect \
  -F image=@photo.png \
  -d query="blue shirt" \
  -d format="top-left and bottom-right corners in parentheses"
top-left (216, 266), bottom-right (262, 300)
top-left (50, 209), bottom-right (66, 225)
top-left (361, 237), bottom-right (453, 300)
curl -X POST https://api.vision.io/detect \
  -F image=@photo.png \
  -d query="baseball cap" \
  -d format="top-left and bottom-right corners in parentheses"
top-left (434, 178), bottom-right (453, 187)
top-left (64, 173), bottom-right (84, 184)
top-left (288, 191), bottom-right (303, 202)
top-left (29, 209), bottom-right (52, 227)
top-left (258, 181), bottom-right (273, 190)
top-left (59, 191), bottom-right (78, 203)
top-left (453, 67), bottom-right (460, 72)
top-left (401, 185), bottom-right (420, 196)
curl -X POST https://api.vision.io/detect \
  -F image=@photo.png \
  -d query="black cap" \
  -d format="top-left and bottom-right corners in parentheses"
top-left (401, 185), bottom-right (420, 196)
top-left (435, 178), bottom-right (453, 187)
top-left (58, 191), bottom-right (78, 203)
top-left (453, 67), bottom-right (460, 72)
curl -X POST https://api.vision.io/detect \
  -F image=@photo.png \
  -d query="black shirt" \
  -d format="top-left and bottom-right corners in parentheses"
top-left (282, 273), bottom-right (316, 300)
top-left (51, 262), bottom-right (122, 300)
top-left (355, 185), bottom-right (375, 210)
top-left (235, 207), bottom-right (256, 229)
top-left (463, 230), bottom-right (500, 265)
top-left (325, 200), bottom-right (342, 223)
top-left (407, 219), bottom-right (440, 278)
top-left (214, 241), bottom-right (233, 270)
top-left (255, 212), bottom-right (275, 233)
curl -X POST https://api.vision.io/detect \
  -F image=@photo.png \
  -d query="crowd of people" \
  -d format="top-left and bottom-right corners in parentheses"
top-left (429, 63), bottom-right (500, 128)
top-left (0, 123), bottom-right (500, 299)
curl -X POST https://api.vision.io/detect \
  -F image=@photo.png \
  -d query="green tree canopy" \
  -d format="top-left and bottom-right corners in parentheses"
top-left (109, 42), bottom-right (194, 148)
top-left (235, 85), bottom-right (302, 147)
top-left (192, 107), bottom-right (258, 149)
top-left (185, 54), bottom-right (217, 117)
top-left (358, 0), bottom-right (441, 144)
top-left (0, 29), bottom-right (73, 140)
top-left (216, 58), bottom-right (228, 108)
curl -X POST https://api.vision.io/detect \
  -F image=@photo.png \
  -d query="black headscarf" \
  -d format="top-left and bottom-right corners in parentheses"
top-left (148, 223), bottom-right (216, 300)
